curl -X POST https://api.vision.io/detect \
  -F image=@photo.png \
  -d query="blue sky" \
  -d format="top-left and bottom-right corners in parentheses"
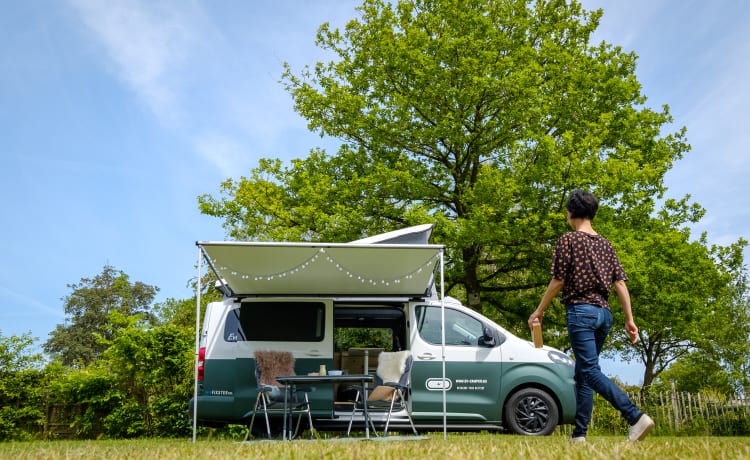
top-left (1, 1), bottom-right (748, 385)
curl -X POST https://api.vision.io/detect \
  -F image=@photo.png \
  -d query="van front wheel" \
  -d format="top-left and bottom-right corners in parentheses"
top-left (504, 388), bottom-right (558, 436)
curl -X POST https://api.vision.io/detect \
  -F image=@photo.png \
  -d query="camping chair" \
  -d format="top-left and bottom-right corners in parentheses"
top-left (245, 350), bottom-right (314, 440)
top-left (346, 350), bottom-right (418, 437)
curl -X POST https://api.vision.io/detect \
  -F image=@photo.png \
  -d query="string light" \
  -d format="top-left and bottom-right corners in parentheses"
top-left (210, 247), bottom-right (439, 286)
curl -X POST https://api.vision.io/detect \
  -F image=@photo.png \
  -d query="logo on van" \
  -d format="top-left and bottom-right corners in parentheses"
top-left (207, 390), bottom-right (233, 396)
top-left (425, 377), bottom-right (452, 391)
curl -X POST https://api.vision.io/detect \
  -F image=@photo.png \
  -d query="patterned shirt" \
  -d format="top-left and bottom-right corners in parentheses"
top-left (551, 231), bottom-right (627, 309)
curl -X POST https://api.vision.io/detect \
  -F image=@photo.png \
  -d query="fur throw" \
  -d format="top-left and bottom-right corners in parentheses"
top-left (255, 350), bottom-right (295, 387)
top-left (376, 350), bottom-right (411, 384)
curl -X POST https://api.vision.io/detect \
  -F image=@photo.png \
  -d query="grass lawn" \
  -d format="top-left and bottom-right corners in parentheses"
top-left (2, 433), bottom-right (750, 459)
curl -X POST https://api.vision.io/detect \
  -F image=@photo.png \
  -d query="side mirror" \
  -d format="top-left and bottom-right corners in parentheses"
top-left (479, 327), bottom-right (496, 347)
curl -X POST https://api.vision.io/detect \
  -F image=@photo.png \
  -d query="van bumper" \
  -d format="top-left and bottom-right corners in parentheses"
top-left (188, 395), bottom-right (245, 425)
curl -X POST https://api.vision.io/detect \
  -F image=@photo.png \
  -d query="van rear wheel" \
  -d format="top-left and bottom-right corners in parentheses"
top-left (504, 388), bottom-right (558, 436)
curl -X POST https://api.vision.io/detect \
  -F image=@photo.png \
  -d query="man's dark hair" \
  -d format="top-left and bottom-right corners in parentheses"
top-left (566, 189), bottom-right (599, 220)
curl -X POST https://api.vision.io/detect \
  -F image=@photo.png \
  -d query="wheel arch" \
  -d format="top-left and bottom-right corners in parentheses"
top-left (500, 363), bottom-right (575, 426)
top-left (502, 381), bottom-right (564, 426)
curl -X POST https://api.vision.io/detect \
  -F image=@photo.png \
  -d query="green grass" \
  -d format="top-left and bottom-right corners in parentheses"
top-left (2, 434), bottom-right (750, 459)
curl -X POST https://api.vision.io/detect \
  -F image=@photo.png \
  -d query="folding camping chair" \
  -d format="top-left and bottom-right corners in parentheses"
top-left (245, 350), bottom-right (314, 440)
top-left (346, 350), bottom-right (418, 437)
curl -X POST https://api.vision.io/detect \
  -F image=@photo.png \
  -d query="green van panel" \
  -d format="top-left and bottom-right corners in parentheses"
top-left (410, 360), bottom-right (502, 422)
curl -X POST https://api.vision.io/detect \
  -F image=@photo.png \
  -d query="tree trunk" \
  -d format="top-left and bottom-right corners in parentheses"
top-left (463, 246), bottom-right (481, 311)
top-left (643, 355), bottom-right (655, 388)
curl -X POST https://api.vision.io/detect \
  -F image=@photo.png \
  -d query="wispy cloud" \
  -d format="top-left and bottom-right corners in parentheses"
top-left (67, 0), bottom-right (202, 125)
top-left (194, 133), bottom-right (253, 179)
top-left (682, 32), bottom-right (750, 169)
top-left (0, 284), bottom-right (64, 319)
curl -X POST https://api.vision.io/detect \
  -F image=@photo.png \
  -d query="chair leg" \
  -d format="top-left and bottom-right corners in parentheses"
top-left (260, 394), bottom-right (273, 440)
top-left (289, 393), bottom-right (314, 440)
top-left (305, 394), bottom-right (315, 439)
top-left (245, 392), bottom-right (264, 441)
top-left (401, 389), bottom-right (419, 436)
top-left (346, 389), bottom-right (360, 437)
top-left (383, 393), bottom-right (397, 436)
top-left (292, 410), bottom-right (302, 440)
top-left (382, 389), bottom-right (418, 437)
top-left (368, 411), bottom-right (379, 437)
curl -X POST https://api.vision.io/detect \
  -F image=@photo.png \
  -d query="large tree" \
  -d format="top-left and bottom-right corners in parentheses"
top-left (44, 265), bottom-right (158, 367)
top-left (601, 198), bottom-right (749, 387)
top-left (200, 0), bottom-right (685, 314)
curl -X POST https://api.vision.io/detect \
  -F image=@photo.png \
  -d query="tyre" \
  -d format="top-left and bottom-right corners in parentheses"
top-left (504, 387), bottom-right (559, 435)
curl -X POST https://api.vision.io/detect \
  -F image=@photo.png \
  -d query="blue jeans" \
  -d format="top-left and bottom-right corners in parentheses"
top-left (566, 304), bottom-right (642, 437)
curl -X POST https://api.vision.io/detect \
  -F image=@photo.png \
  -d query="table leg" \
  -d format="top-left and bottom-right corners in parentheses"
top-left (282, 385), bottom-right (289, 441)
top-left (362, 377), bottom-right (370, 439)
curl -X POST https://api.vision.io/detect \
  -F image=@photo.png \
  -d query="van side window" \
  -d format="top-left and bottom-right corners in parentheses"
top-left (224, 307), bottom-right (244, 342)
top-left (415, 305), bottom-right (484, 346)
top-left (231, 301), bottom-right (325, 342)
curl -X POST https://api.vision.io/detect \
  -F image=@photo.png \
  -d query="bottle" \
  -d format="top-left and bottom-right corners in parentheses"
top-left (532, 319), bottom-right (543, 348)
top-left (319, 364), bottom-right (327, 376)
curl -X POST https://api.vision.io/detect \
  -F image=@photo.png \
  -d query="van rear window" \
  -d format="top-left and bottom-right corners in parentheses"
top-left (224, 301), bottom-right (325, 342)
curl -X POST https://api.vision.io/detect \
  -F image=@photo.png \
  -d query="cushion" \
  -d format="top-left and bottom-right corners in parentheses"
top-left (368, 385), bottom-right (396, 401)
top-left (255, 350), bottom-right (295, 387)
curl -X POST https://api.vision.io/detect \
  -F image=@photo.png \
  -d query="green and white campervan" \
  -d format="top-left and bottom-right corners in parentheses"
top-left (190, 225), bottom-right (575, 435)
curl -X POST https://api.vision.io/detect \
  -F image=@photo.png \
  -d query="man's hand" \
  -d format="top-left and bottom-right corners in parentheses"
top-left (528, 309), bottom-right (543, 330)
top-left (625, 320), bottom-right (639, 344)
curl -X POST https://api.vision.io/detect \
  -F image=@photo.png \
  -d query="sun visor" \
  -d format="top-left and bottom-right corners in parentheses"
top-left (197, 241), bottom-right (443, 297)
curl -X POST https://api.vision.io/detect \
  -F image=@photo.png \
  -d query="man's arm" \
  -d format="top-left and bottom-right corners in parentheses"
top-left (528, 278), bottom-right (564, 328)
top-left (614, 279), bottom-right (639, 344)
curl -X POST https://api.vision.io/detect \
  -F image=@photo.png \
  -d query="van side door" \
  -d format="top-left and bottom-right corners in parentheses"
top-left (409, 304), bottom-right (503, 423)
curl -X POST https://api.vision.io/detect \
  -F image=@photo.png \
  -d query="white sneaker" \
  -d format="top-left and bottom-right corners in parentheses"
top-left (569, 436), bottom-right (586, 444)
top-left (628, 414), bottom-right (654, 442)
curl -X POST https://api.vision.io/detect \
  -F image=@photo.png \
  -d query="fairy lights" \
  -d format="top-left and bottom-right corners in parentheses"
top-left (210, 247), bottom-right (438, 287)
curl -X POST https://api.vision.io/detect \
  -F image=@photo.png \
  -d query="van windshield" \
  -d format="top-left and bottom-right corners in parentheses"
top-left (224, 301), bottom-right (325, 342)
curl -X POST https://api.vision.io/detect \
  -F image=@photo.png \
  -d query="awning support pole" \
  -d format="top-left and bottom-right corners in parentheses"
top-left (440, 249), bottom-right (447, 440)
top-left (192, 247), bottom-right (202, 443)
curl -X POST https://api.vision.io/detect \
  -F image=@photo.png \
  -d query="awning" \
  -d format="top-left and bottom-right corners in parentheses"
top-left (197, 241), bottom-right (443, 297)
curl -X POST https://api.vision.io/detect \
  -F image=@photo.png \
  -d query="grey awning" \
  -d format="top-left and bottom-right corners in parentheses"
top-left (197, 241), bottom-right (443, 297)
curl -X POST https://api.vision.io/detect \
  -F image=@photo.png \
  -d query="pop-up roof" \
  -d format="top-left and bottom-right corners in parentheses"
top-left (197, 224), bottom-right (443, 297)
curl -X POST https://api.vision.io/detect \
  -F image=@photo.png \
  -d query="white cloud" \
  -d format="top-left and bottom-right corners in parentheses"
top-left (682, 34), bottom-right (750, 169)
top-left (0, 284), bottom-right (64, 319)
top-left (194, 133), bottom-right (254, 179)
top-left (67, 0), bottom-right (204, 125)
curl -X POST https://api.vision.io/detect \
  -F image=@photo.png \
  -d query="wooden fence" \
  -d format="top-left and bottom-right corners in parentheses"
top-left (558, 386), bottom-right (750, 436)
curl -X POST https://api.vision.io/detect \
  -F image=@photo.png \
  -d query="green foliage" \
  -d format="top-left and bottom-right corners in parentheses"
top-left (574, 389), bottom-right (750, 437)
top-left (44, 265), bottom-right (159, 367)
top-left (100, 321), bottom-right (195, 438)
top-left (198, 0), bottom-right (688, 317)
top-left (47, 366), bottom-right (122, 438)
top-left (335, 327), bottom-right (393, 351)
top-left (652, 352), bottom-right (737, 395)
top-left (0, 331), bottom-right (47, 441)
top-left (602, 199), bottom-right (749, 387)
top-left (45, 318), bottom-right (195, 439)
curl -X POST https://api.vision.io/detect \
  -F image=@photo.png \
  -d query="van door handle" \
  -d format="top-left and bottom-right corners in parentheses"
top-left (417, 353), bottom-right (437, 360)
top-left (305, 350), bottom-right (323, 357)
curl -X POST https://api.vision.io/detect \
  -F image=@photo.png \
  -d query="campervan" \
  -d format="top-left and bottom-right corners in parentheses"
top-left (191, 225), bottom-right (575, 436)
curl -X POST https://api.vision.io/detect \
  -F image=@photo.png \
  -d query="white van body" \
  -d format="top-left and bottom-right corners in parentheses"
top-left (191, 226), bottom-right (575, 435)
